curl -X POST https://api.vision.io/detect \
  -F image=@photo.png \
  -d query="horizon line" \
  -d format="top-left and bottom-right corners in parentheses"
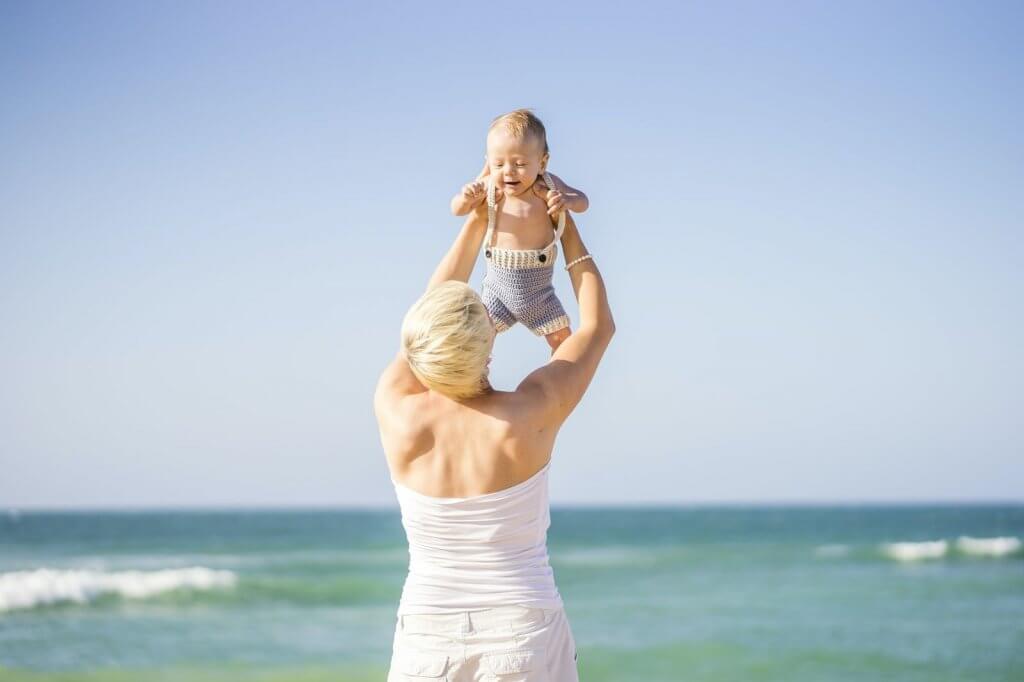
top-left (6, 499), bottom-right (1023, 514)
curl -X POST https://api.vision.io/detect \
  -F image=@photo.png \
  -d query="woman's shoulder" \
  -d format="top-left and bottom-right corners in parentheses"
top-left (374, 351), bottom-right (427, 409)
top-left (490, 388), bottom-right (561, 462)
top-left (505, 374), bottom-right (564, 432)
top-left (376, 392), bottom-right (432, 465)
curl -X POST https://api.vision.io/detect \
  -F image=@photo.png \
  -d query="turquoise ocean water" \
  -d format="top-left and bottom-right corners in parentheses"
top-left (1, 506), bottom-right (1021, 681)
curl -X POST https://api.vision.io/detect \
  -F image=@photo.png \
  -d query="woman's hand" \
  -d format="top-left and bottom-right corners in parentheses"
top-left (532, 179), bottom-right (567, 216)
top-left (533, 173), bottom-right (588, 214)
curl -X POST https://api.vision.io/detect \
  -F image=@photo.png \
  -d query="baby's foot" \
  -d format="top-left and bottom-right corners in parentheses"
top-left (545, 327), bottom-right (571, 354)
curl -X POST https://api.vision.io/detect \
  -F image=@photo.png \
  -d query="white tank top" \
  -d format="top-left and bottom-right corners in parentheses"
top-left (391, 459), bottom-right (564, 615)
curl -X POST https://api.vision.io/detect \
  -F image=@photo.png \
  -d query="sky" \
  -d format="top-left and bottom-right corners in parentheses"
top-left (1, 1), bottom-right (1021, 509)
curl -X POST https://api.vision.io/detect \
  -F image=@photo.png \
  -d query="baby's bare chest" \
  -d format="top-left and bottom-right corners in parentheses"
top-left (493, 195), bottom-right (557, 250)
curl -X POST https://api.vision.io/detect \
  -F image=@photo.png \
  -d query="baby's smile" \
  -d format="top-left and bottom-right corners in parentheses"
top-left (501, 177), bottom-right (538, 196)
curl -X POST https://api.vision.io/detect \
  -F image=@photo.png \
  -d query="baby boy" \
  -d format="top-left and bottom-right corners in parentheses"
top-left (450, 109), bottom-right (589, 351)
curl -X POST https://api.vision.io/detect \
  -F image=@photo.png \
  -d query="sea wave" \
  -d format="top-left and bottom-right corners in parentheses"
top-left (876, 536), bottom-right (1023, 562)
top-left (880, 540), bottom-right (948, 562)
top-left (0, 566), bottom-right (237, 613)
top-left (955, 535), bottom-right (1022, 557)
top-left (813, 544), bottom-right (850, 558)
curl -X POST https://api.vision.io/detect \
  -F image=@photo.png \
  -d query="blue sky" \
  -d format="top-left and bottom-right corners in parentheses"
top-left (1, 1), bottom-right (1021, 508)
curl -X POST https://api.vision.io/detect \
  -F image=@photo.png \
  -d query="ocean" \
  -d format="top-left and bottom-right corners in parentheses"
top-left (1, 506), bottom-right (1021, 681)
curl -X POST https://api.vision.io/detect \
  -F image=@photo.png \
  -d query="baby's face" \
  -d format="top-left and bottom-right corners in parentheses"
top-left (485, 129), bottom-right (549, 198)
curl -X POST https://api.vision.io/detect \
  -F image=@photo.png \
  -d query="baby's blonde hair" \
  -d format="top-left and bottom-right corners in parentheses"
top-left (401, 281), bottom-right (494, 401)
top-left (488, 108), bottom-right (549, 154)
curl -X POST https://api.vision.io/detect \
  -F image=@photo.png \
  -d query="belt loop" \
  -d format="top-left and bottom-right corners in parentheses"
top-left (399, 614), bottom-right (405, 631)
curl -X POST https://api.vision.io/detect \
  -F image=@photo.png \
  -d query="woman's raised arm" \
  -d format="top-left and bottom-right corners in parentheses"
top-left (376, 198), bottom-right (490, 403)
top-left (426, 200), bottom-right (489, 291)
top-left (431, 160), bottom-right (494, 288)
top-left (517, 212), bottom-right (615, 426)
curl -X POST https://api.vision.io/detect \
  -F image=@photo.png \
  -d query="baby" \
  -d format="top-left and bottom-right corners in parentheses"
top-left (450, 109), bottom-right (589, 352)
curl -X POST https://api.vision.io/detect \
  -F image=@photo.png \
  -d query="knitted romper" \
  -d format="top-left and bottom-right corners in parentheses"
top-left (481, 171), bottom-right (571, 336)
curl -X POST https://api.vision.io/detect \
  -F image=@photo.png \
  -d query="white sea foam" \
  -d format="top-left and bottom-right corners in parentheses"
top-left (956, 536), bottom-right (1022, 557)
top-left (880, 540), bottom-right (948, 562)
top-left (814, 544), bottom-right (850, 558)
top-left (0, 566), bottom-right (237, 613)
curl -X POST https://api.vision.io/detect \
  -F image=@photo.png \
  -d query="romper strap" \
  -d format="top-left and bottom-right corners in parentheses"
top-left (483, 171), bottom-right (565, 259)
top-left (540, 170), bottom-right (567, 252)
top-left (484, 175), bottom-right (498, 257)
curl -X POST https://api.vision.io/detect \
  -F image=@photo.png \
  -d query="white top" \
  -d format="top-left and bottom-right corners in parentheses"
top-left (391, 459), bottom-right (565, 615)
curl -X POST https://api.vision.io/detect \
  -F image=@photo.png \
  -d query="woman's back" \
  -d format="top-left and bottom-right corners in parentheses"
top-left (380, 373), bottom-right (565, 611)
top-left (392, 456), bottom-right (562, 615)
top-left (381, 386), bottom-right (556, 499)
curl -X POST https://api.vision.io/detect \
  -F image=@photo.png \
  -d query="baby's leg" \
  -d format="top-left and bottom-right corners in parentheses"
top-left (519, 284), bottom-right (571, 349)
top-left (480, 277), bottom-right (516, 333)
top-left (545, 326), bottom-right (571, 353)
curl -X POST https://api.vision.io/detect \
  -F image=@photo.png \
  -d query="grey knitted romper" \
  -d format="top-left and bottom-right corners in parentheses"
top-left (481, 171), bottom-right (571, 336)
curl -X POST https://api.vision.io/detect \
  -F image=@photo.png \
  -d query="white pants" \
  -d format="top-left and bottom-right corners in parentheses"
top-left (387, 604), bottom-right (579, 681)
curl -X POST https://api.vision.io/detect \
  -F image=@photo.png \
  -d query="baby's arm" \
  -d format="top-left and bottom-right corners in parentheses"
top-left (450, 180), bottom-right (487, 216)
top-left (450, 160), bottom-right (499, 216)
top-left (540, 172), bottom-right (589, 214)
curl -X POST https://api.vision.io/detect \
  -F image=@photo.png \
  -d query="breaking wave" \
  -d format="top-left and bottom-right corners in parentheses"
top-left (0, 566), bottom-right (237, 613)
top-left (880, 540), bottom-right (949, 562)
top-left (955, 535), bottom-right (1021, 557)
top-left (878, 536), bottom-right (1022, 562)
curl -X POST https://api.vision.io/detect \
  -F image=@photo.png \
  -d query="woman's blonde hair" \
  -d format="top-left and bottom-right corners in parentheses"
top-left (401, 281), bottom-right (494, 401)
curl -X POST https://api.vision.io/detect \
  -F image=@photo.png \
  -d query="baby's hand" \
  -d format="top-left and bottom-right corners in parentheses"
top-left (468, 181), bottom-right (505, 204)
top-left (451, 179), bottom-right (502, 216)
top-left (461, 180), bottom-right (487, 207)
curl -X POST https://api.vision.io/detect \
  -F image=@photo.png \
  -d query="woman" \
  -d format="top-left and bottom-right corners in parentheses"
top-left (373, 187), bottom-right (615, 681)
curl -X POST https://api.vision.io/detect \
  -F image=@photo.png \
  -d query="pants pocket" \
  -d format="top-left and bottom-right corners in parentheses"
top-left (505, 606), bottom-right (557, 637)
top-left (481, 647), bottom-right (546, 681)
